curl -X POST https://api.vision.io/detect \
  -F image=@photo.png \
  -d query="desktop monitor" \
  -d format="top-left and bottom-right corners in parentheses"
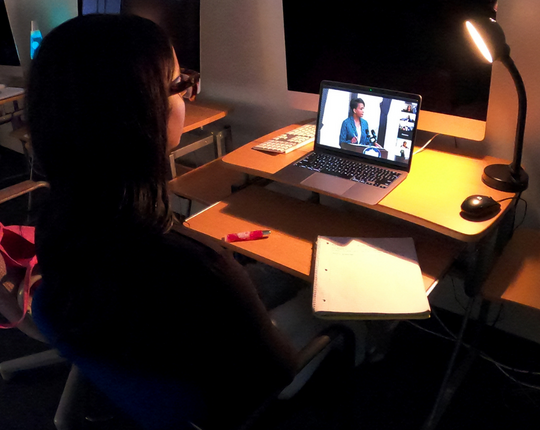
top-left (2, 0), bottom-right (78, 73)
top-left (121, 0), bottom-right (200, 73)
top-left (79, 0), bottom-right (122, 15)
top-left (0, 0), bottom-right (20, 67)
top-left (80, 0), bottom-right (201, 73)
top-left (282, 0), bottom-right (497, 141)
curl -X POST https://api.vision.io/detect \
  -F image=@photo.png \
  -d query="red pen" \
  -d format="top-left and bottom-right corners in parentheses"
top-left (224, 230), bottom-right (271, 243)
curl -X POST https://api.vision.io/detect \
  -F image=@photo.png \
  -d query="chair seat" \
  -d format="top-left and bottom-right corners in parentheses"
top-left (482, 228), bottom-right (540, 311)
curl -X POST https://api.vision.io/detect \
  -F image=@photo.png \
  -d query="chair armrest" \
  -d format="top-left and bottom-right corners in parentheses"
top-left (0, 180), bottom-right (49, 205)
top-left (295, 324), bottom-right (355, 372)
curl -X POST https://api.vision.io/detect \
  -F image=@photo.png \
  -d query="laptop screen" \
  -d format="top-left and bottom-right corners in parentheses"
top-left (315, 81), bottom-right (422, 171)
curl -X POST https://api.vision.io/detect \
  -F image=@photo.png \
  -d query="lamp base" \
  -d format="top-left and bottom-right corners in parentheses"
top-left (482, 163), bottom-right (529, 192)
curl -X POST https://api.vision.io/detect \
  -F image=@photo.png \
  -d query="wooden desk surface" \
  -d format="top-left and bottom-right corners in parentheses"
top-left (168, 159), bottom-right (246, 206)
top-left (0, 92), bottom-right (24, 106)
top-left (0, 91), bottom-right (228, 126)
top-left (183, 100), bottom-right (230, 133)
top-left (186, 185), bottom-right (463, 292)
top-left (222, 123), bottom-right (517, 242)
top-left (8, 99), bottom-right (230, 144)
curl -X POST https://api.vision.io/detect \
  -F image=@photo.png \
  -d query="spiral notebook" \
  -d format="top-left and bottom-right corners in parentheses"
top-left (312, 236), bottom-right (430, 320)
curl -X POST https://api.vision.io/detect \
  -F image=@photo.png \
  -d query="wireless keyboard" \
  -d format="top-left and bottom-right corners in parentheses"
top-left (253, 123), bottom-right (316, 154)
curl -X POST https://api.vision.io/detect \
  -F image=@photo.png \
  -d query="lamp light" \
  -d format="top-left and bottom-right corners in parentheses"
top-left (465, 18), bottom-right (528, 192)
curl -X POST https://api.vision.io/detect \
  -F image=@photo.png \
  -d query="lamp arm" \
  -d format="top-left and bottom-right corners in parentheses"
top-left (502, 55), bottom-right (527, 176)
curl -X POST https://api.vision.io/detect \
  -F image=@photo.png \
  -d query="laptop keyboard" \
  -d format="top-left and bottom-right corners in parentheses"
top-left (294, 152), bottom-right (401, 188)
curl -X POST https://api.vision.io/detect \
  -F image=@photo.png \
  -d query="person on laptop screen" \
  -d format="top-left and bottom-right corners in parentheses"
top-left (339, 97), bottom-right (381, 148)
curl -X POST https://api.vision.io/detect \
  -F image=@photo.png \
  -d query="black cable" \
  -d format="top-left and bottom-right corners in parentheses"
top-left (494, 193), bottom-right (528, 231)
top-left (407, 306), bottom-right (540, 391)
top-left (514, 197), bottom-right (528, 231)
top-left (421, 295), bottom-right (476, 430)
top-left (450, 276), bottom-right (468, 311)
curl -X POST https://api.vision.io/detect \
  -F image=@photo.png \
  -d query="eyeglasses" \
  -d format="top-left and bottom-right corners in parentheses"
top-left (169, 68), bottom-right (200, 101)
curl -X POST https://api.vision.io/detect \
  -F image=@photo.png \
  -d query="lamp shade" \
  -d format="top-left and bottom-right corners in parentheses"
top-left (466, 18), bottom-right (509, 63)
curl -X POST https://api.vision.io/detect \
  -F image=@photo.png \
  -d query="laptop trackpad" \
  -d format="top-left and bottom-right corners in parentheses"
top-left (301, 173), bottom-right (355, 195)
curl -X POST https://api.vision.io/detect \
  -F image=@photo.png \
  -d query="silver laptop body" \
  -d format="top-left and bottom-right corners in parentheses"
top-left (275, 80), bottom-right (422, 205)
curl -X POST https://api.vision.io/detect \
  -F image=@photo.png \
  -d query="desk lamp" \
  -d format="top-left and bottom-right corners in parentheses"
top-left (465, 18), bottom-right (529, 192)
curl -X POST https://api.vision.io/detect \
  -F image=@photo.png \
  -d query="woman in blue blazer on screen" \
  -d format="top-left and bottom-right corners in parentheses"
top-left (340, 97), bottom-right (370, 146)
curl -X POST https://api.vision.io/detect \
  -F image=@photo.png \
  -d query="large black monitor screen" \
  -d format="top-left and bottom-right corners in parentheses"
top-left (122, 0), bottom-right (200, 72)
top-left (282, 0), bottom-right (496, 122)
top-left (0, 0), bottom-right (20, 66)
top-left (80, 0), bottom-right (200, 72)
top-left (80, 0), bottom-right (122, 14)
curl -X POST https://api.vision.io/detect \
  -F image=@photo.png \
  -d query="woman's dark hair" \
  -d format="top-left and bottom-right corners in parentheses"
top-left (27, 14), bottom-right (175, 232)
top-left (350, 98), bottom-right (365, 111)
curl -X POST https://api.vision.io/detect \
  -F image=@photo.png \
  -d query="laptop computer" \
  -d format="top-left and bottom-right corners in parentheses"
top-left (275, 80), bottom-right (422, 205)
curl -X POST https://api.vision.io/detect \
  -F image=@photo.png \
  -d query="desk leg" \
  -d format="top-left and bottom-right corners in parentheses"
top-left (464, 201), bottom-right (516, 297)
top-left (307, 192), bottom-right (320, 204)
top-left (212, 126), bottom-right (229, 158)
top-left (11, 100), bottom-right (24, 130)
top-left (422, 296), bottom-right (475, 430)
top-left (423, 199), bottom-right (518, 429)
top-left (422, 296), bottom-right (493, 430)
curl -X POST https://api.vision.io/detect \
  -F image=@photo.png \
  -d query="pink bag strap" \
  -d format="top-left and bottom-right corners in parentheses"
top-left (0, 222), bottom-right (40, 329)
top-left (0, 256), bottom-right (40, 329)
top-left (0, 224), bottom-right (36, 268)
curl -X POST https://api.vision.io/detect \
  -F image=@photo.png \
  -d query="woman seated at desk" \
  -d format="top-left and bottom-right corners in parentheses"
top-left (27, 14), bottom-right (298, 429)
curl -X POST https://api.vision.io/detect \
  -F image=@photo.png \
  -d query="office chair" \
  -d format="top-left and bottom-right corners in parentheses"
top-left (0, 180), bottom-right (49, 347)
top-left (31, 276), bottom-right (356, 430)
top-left (2, 182), bottom-right (354, 430)
top-left (0, 180), bottom-right (90, 430)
